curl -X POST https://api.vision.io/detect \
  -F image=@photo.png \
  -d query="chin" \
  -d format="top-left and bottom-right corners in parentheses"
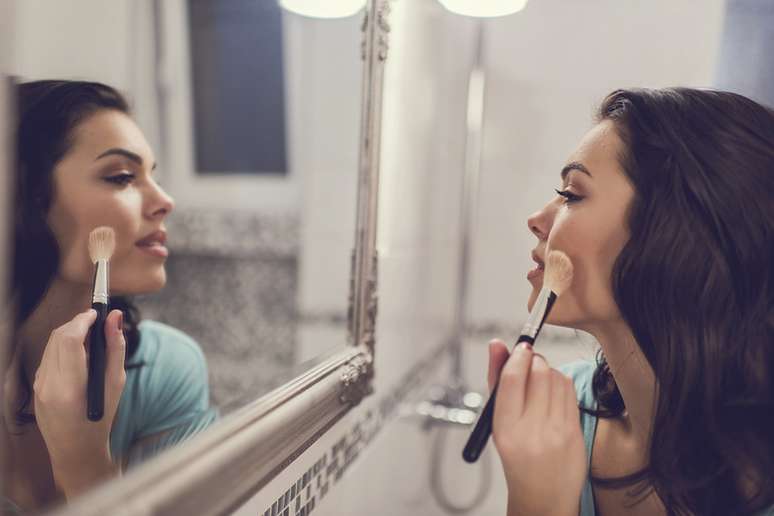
top-left (526, 291), bottom-right (577, 329)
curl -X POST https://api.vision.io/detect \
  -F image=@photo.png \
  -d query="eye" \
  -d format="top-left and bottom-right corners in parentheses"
top-left (554, 188), bottom-right (583, 204)
top-left (105, 172), bottom-right (136, 186)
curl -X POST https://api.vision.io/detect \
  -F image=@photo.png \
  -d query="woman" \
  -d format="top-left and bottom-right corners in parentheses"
top-left (488, 88), bottom-right (774, 516)
top-left (3, 80), bottom-right (217, 512)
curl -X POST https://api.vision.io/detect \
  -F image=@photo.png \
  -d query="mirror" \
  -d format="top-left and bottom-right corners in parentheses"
top-left (1, 0), bottom-right (364, 512)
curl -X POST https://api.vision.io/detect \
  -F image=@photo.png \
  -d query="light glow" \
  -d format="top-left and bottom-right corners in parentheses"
top-left (279, 0), bottom-right (367, 19)
top-left (438, 0), bottom-right (528, 18)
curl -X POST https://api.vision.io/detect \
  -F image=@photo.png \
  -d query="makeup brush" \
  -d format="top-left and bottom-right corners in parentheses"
top-left (462, 250), bottom-right (574, 463)
top-left (87, 226), bottom-right (115, 422)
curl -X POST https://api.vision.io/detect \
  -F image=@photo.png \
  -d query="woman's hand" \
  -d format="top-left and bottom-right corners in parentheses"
top-left (488, 339), bottom-right (586, 516)
top-left (34, 309), bottom-right (126, 498)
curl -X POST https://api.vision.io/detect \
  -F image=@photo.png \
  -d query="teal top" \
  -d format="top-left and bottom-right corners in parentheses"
top-left (2, 320), bottom-right (217, 514)
top-left (559, 360), bottom-right (774, 516)
top-left (558, 360), bottom-right (598, 516)
top-left (110, 320), bottom-right (218, 465)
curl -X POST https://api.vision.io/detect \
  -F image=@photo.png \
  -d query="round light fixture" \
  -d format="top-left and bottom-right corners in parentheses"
top-left (437, 0), bottom-right (528, 18)
top-left (279, 0), bottom-right (367, 19)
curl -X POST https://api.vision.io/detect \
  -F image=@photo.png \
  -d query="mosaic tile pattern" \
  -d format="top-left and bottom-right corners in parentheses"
top-left (259, 343), bottom-right (443, 516)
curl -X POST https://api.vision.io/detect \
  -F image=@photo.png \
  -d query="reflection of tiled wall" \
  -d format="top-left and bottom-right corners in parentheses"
top-left (236, 341), bottom-right (446, 516)
top-left (135, 209), bottom-right (300, 411)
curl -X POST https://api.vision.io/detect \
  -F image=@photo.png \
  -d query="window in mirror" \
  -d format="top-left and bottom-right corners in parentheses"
top-left (188, 0), bottom-right (288, 175)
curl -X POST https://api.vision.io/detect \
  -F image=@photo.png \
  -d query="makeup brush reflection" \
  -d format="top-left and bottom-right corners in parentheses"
top-left (86, 226), bottom-right (116, 422)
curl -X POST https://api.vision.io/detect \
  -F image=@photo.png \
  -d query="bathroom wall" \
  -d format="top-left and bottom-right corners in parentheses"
top-left (715, 0), bottom-right (774, 107)
top-left (467, 0), bottom-right (726, 332)
top-left (237, 1), bottom-right (727, 515)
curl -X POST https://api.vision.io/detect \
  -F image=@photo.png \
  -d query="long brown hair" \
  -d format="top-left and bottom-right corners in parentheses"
top-left (584, 88), bottom-right (774, 516)
top-left (12, 80), bottom-right (144, 425)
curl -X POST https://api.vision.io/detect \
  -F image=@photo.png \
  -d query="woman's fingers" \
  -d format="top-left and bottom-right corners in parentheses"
top-left (494, 342), bottom-right (534, 422)
top-left (524, 353), bottom-right (552, 420)
top-left (487, 339), bottom-right (510, 392)
top-left (105, 310), bottom-right (127, 396)
top-left (548, 369), bottom-right (568, 424)
top-left (57, 309), bottom-right (96, 381)
top-left (564, 374), bottom-right (580, 423)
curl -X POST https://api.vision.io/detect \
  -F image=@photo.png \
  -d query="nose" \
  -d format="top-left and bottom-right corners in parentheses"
top-left (145, 180), bottom-right (175, 220)
top-left (527, 202), bottom-right (554, 241)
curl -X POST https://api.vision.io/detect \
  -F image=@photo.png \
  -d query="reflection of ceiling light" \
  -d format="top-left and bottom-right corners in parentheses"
top-left (279, 0), bottom-right (367, 19)
top-left (437, 0), bottom-right (528, 18)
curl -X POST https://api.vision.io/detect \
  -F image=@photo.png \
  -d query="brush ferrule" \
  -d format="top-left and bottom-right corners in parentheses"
top-left (518, 287), bottom-right (555, 341)
top-left (92, 259), bottom-right (109, 305)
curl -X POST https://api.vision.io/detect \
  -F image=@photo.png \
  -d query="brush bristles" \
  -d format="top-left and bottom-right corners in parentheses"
top-left (88, 226), bottom-right (116, 263)
top-left (544, 250), bottom-right (573, 296)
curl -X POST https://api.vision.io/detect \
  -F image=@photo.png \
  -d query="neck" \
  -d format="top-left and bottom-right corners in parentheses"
top-left (15, 277), bottom-right (93, 391)
top-left (586, 319), bottom-right (657, 451)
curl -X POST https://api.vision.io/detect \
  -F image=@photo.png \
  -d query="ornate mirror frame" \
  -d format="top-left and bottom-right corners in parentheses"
top-left (12, 0), bottom-right (390, 514)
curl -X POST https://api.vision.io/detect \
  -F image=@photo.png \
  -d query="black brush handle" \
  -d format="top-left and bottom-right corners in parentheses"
top-left (462, 292), bottom-right (557, 463)
top-left (462, 380), bottom-right (499, 462)
top-left (87, 302), bottom-right (108, 422)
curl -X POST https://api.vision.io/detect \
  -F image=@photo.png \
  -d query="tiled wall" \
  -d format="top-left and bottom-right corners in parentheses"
top-left (715, 0), bottom-right (774, 107)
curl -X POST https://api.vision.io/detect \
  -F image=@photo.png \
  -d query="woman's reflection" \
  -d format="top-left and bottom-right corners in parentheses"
top-left (3, 80), bottom-right (217, 513)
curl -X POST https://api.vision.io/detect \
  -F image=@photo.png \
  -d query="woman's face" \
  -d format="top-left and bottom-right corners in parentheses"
top-left (526, 120), bottom-right (635, 331)
top-left (47, 109), bottom-right (175, 295)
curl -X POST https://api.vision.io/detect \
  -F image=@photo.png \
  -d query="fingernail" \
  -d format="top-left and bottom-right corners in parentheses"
top-left (117, 311), bottom-right (124, 332)
top-left (519, 341), bottom-right (532, 351)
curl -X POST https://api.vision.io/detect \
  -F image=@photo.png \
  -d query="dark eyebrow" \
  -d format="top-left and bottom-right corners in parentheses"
top-left (560, 161), bottom-right (592, 181)
top-left (95, 148), bottom-right (157, 170)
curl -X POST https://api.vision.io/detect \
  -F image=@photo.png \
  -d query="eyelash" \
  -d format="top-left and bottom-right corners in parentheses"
top-left (554, 188), bottom-right (583, 203)
top-left (105, 173), bottom-right (136, 186)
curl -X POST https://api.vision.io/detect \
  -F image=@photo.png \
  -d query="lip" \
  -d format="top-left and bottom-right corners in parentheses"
top-left (136, 230), bottom-right (167, 246)
top-left (527, 249), bottom-right (545, 282)
top-left (527, 266), bottom-right (544, 281)
top-left (135, 230), bottom-right (169, 258)
top-left (137, 244), bottom-right (169, 258)
top-left (531, 250), bottom-right (545, 268)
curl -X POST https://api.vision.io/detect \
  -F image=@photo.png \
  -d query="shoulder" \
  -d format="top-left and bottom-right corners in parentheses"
top-left (119, 321), bottom-right (211, 435)
top-left (125, 320), bottom-right (209, 410)
top-left (557, 359), bottom-right (596, 390)
top-left (130, 320), bottom-right (207, 373)
top-left (557, 359), bottom-right (597, 409)
top-left (113, 321), bottom-right (211, 456)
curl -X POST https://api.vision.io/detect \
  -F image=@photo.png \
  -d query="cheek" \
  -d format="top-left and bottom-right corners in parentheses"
top-left (546, 210), bottom-right (626, 324)
top-left (110, 260), bottom-right (167, 295)
top-left (50, 192), bottom-right (143, 285)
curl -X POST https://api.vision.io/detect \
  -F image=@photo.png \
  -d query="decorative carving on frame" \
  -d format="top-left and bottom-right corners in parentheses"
top-left (347, 249), bottom-right (356, 344)
top-left (361, 252), bottom-right (378, 353)
top-left (376, 0), bottom-right (391, 61)
top-left (360, 9), bottom-right (369, 61)
top-left (360, 0), bottom-right (391, 62)
top-left (339, 354), bottom-right (373, 405)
